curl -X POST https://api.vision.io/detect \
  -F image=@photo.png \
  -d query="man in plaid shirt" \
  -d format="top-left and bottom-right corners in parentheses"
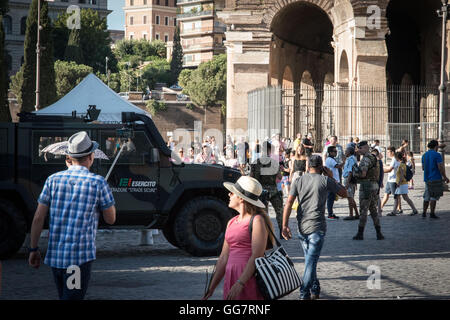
top-left (28, 132), bottom-right (116, 300)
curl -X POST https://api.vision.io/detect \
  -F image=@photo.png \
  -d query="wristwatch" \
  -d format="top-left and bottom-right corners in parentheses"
top-left (28, 247), bottom-right (39, 253)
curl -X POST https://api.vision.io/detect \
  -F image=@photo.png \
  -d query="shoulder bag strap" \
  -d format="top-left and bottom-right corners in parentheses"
top-left (249, 213), bottom-right (282, 248)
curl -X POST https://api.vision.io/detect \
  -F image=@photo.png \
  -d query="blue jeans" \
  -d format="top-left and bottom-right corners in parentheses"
top-left (298, 231), bottom-right (325, 299)
top-left (327, 192), bottom-right (336, 216)
top-left (51, 261), bottom-right (93, 300)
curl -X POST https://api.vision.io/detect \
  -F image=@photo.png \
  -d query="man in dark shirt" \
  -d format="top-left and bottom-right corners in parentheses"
top-left (250, 141), bottom-right (283, 237)
top-left (282, 155), bottom-right (347, 300)
top-left (422, 140), bottom-right (449, 218)
top-left (302, 133), bottom-right (314, 157)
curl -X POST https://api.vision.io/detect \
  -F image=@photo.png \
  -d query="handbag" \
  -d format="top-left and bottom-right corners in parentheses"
top-left (250, 215), bottom-right (302, 300)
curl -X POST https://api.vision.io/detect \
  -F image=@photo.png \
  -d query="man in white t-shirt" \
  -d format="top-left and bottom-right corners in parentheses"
top-left (325, 146), bottom-right (342, 219)
top-left (325, 155), bottom-right (340, 182)
top-left (371, 139), bottom-right (383, 159)
top-left (323, 135), bottom-right (344, 181)
top-left (380, 146), bottom-right (401, 215)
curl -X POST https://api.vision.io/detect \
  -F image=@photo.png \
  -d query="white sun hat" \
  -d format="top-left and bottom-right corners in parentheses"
top-left (224, 176), bottom-right (266, 208)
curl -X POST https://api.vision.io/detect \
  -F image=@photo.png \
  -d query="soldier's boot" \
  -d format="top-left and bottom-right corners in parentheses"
top-left (352, 226), bottom-right (364, 240)
top-left (375, 226), bottom-right (385, 240)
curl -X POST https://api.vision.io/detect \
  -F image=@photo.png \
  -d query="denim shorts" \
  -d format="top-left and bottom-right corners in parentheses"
top-left (384, 182), bottom-right (397, 195)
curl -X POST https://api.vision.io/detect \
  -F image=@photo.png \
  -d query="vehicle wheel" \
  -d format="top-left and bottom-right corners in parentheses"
top-left (174, 196), bottom-right (233, 257)
top-left (162, 223), bottom-right (180, 248)
top-left (0, 199), bottom-right (27, 260)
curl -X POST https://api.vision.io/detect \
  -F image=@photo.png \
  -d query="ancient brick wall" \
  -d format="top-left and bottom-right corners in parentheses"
top-left (132, 101), bottom-right (226, 145)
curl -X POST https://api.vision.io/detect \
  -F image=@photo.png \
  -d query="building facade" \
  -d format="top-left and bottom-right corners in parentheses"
top-left (123, 0), bottom-right (176, 42)
top-left (177, 0), bottom-right (226, 67)
top-left (3, 0), bottom-right (110, 76)
top-left (109, 29), bottom-right (125, 46)
top-left (217, 0), bottom-right (450, 151)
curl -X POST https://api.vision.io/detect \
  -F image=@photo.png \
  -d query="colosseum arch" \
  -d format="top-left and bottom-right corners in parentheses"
top-left (268, 1), bottom-right (334, 90)
top-left (219, 0), bottom-right (447, 147)
top-left (385, 0), bottom-right (442, 87)
top-left (263, 0), bottom-right (335, 27)
top-left (339, 50), bottom-right (350, 85)
top-left (331, 0), bottom-right (354, 27)
top-left (281, 64), bottom-right (294, 88)
top-left (385, 0), bottom-right (442, 129)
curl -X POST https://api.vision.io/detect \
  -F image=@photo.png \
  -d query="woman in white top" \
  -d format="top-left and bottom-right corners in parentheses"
top-left (389, 152), bottom-right (418, 216)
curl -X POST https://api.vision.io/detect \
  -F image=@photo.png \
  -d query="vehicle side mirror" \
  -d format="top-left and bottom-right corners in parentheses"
top-left (150, 148), bottom-right (160, 163)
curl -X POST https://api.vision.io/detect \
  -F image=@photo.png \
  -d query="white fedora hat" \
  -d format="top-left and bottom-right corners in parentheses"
top-left (224, 176), bottom-right (266, 208)
top-left (66, 131), bottom-right (99, 158)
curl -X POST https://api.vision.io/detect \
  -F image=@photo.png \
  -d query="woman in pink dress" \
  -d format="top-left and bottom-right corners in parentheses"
top-left (203, 176), bottom-right (275, 300)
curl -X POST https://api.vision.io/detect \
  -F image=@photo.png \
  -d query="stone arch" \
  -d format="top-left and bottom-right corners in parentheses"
top-left (300, 70), bottom-right (314, 88)
top-left (282, 64), bottom-right (294, 88)
top-left (385, 0), bottom-right (441, 86)
top-left (324, 72), bottom-right (334, 85)
top-left (401, 73), bottom-right (413, 86)
top-left (299, 70), bottom-right (317, 137)
top-left (282, 65), bottom-right (295, 138)
top-left (269, 1), bottom-right (334, 89)
top-left (331, 0), bottom-right (355, 27)
top-left (263, 0), bottom-right (335, 27)
top-left (339, 50), bottom-right (349, 84)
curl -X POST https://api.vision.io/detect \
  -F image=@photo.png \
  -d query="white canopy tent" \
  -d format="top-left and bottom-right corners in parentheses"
top-left (35, 73), bottom-right (150, 122)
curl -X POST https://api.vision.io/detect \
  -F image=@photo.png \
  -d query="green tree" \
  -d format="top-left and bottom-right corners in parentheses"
top-left (178, 54), bottom-right (226, 108)
top-left (64, 28), bottom-right (83, 64)
top-left (178, 68), bottom-right (192, 89)
top-left (54, 60), bottom-right (92, 99)
top-left (119, 69), bottom-right (133, 93)
top-left (0, 14), bottom-right (11, 122)
top-left (96, 71), bottom-right (121, 93)
top-left (53, 9), bottom-right (117, 74)
top-left (113, 40), bottom-right (134, 60)
top-left (20, 0), bottom-right (56, 112)
top-left (10, 66), bottom-right (23, 106)
top-left (114, 39), bottom-right (166, 62)
top-left (169, 26), bottom-right (183, 86)
top-left (141, 57), bottom-right (171, 90)
top-left (150, 40), bottom-right (166, 59)
top-left (146, 99), bottom-right (167, 116)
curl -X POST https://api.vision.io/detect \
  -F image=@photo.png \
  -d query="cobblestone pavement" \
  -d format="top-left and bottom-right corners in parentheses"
top-left (1, 170), bottom-right (450, 300)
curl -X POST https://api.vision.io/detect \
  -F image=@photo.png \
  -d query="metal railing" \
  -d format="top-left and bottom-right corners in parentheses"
top-left (248, 84), bottom-right (449, 154)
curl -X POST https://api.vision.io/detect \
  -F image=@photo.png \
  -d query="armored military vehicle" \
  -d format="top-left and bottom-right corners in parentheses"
top-left (0, 110), bottom-right (241, 259)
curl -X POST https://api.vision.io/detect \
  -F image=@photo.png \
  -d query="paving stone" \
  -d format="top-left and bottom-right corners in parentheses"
top-left (1, 170), bottom-right (449, 300)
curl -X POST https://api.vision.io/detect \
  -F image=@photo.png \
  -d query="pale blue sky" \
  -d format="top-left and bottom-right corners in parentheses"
top-left (107, 0), bottom-right (125, 31)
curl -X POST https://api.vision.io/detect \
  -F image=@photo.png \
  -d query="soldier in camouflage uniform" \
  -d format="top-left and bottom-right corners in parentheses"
top-left (352, 141), bottom-right (385, 240)
top-left (250, 141), bottom-right (284, 237)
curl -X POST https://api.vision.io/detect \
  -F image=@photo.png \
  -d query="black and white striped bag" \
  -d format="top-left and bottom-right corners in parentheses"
top-left (250, 215), bottom-right (302, 300)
